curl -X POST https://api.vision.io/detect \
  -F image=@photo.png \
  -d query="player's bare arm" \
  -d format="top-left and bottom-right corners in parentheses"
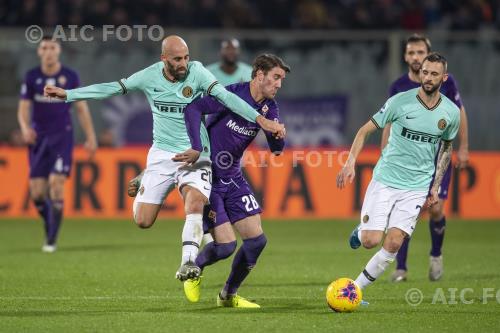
top-left (17, 99), bottom-right (36, 144)
top-left (256, 115), bottom-right (285, 135)
top-left (337, 120), bottom-right (378, 189)
top-left (428, 140), bottom-right (453, 207)
top-left (380, 124), bottom-right (391, 150)
top-left (172, 148), bottom-right (201, 165)
top-left (74, 101), bottom-right (97, 159)
top-left (44, 85), bottom-right (67, 100)
top-left (456, 105), bottom-right (469, 169)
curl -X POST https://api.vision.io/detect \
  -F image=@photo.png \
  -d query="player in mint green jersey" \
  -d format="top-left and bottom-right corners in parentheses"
top-left (44, 35), bottom-right (284, 282)
top-left (206, 38), bottom-right (252, 86)
top-left (336, 53), bottom-right (460, 297)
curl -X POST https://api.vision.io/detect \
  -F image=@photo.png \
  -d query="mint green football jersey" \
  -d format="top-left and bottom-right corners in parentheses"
top-left (371, 88), bottom-right (460, 191)
top-left (206, 61), bottom-right (252, 86)
top-left (65, 61), bottom-right (260, 157)
top-left (119, 61), bottom-right (215, 155)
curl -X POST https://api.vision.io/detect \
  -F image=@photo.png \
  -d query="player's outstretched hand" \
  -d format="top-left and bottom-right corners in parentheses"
top-left (21, 127), bottom-right (37, 145)
top-left (257, 115), bottom-right (285, 134)
top-left (336, 164), bottom-right (355, 189)
top-left (172, 148), bottom-right (201, 166)
top-left (84, 136), bottom-right (98, 160)
top-left (426, 188), bottom-right (439, 207)
top-left (44, 85), bottom-right (67, 100)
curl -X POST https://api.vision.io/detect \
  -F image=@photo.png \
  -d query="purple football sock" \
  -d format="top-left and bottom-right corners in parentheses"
top-left (47, 200), bottom-right (63, 245)
top-left (195, 241), bottom-right (237, 270)
top-left (224, 234), bottom-right (267, 296)
top-left (396, 237), bottom-right (410, 271)
top-left (34, 199), bottom-right (51, 238)
top-left (430, 217), bottom-right (446, 257)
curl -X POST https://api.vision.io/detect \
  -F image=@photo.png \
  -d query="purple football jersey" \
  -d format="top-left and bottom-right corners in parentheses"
top-left (20, 66), bottom-right (80, 134)
top-left (389, 73), bottom-right (462, 108)
top-left (185, 82), bottom-right (285, 179)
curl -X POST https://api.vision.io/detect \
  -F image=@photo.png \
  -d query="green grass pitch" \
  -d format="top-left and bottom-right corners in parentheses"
top-left (1, 218), bottom-right (499, 332)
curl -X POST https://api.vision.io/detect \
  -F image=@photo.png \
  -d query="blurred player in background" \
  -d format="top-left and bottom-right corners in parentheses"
top-left (337, 53), bottom-right (460, 298)
top-left (174, 54), bottom-right (289, 308)
top-left (18, 36), bottom-right (97, 253)
top-left (44, 35), bottom-right (284, 281)
top-left (206, 38), bottom-right (252, 86)
top-left (382, 34), bottom-right (469, 282)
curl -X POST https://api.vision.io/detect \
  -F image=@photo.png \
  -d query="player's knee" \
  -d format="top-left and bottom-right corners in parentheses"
top-left (244, 233), bottom-right (267, 254)
top-left (49, 180), bottom-right (65, 200)
top-left (383, 238), bottom-right (403, 253)
top-left (30, 190), bottom-right (46, 202)
top-left (134, 214), bottom-right (154, 229)
top-left (361, 237), bottom-right (380, 249)
top-left (215, 240), bottom-right (237, 259)
top-left (184, 189), bottom-right (207, 214)
top-left (429, 205), bottom-right (444, 220)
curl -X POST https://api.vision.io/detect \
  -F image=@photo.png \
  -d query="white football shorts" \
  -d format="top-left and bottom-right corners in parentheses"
top-left (359, 179), bottom-right (427, 237)
top-left (134, 146), bottom-right (212, 205)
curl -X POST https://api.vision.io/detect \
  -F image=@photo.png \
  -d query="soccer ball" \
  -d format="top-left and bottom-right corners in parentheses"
top-left (326, 278), bottom-right (362, 312)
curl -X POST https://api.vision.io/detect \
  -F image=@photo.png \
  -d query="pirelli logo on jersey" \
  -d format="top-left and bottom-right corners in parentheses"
top-left (153, 101), bottom-right (186, 113)
top-left (401, 127), bottom-right (441, 144)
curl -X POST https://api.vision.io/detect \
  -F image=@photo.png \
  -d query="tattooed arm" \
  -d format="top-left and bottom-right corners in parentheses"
top-left (428, 140), bottom-right (453, 206)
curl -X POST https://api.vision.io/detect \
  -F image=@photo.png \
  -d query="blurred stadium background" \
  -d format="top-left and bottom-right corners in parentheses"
top-left (1, 1), bottom-right (500, 332)
top-left (1, 0), bottom-right (499, 219)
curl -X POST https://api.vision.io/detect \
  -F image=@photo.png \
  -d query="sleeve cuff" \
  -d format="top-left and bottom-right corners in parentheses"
top-left (370, 117), bottom-right (381, 129)
top-left (65, 90), bottom-right (74, 102)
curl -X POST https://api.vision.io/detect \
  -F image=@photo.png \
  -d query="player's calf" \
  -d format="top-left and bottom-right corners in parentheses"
top-left (222, 233), bottom-right (267, 297)
top-left (195, 240), bottom-right (237, 269)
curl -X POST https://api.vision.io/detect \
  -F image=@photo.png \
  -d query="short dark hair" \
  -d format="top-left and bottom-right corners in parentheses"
top-left (406, 33), bottom-right (431, 53)
top-left (40, 35), bottom-right (60, 45)
top-left (251, 54), bottom-right (290, 79)
top-left (422, 52), bottom-right (448, 73)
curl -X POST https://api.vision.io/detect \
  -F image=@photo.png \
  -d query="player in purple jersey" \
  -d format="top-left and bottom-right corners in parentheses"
top-left (382, 34), bottom-right (470, 282)
top-left (173, 54), bottom-right (289, 307)
top-left (17, 36), bottom-right (97, 253)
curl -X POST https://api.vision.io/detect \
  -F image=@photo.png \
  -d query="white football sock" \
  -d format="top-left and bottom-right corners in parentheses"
top-left (202, 232), bottom-right (214, 246)
top-left (181, 214), bottom-right (203, 264)
top-left (355, 247), bottom-right (396, 289)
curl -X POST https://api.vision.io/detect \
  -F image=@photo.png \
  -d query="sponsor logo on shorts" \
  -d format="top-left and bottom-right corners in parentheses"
top-left (363, 214), bottom-right (369, 223)
top-left (139, 185), bottom-right (145, 195)
top-left (182, 86), bottom-right (193, 98)
top-left (208, 210), bottom-right (216, 222)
